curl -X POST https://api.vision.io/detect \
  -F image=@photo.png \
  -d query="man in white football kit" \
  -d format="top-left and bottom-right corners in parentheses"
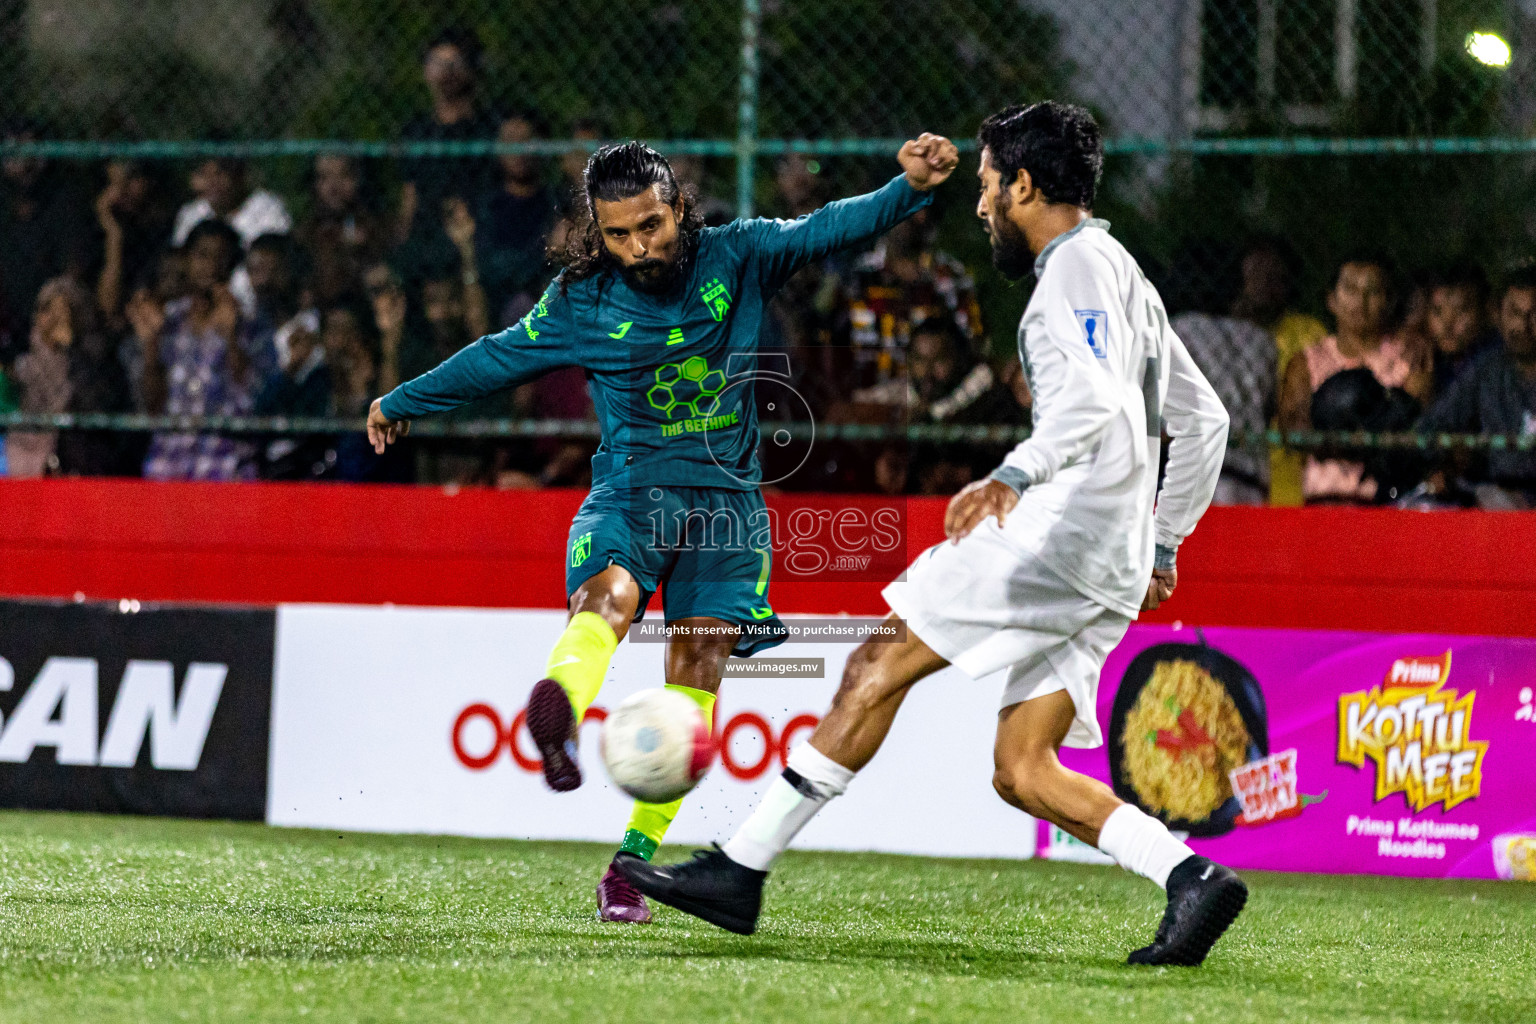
top-left (620, 103), bottom-right (1246, 967)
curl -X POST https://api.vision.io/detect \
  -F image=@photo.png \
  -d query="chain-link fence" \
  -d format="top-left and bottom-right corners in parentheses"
top-left (2, 0), bottom-right (1531, 310)
top-left (0, 0), bottom-right (1533, 502)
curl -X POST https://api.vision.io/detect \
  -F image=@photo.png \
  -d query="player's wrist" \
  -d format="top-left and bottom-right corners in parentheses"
top-left (988, 466), bottom-right (1030, 496)
top-left (1154, 543), bottom-right (1178, 572)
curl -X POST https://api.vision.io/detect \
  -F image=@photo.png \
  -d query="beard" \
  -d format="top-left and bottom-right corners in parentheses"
top-left (619, 255), bottom-right (685, 295)
top-left (616, 224), bottom-right (698, 295)
top-left (987, 212), bottom-right (1034, 280)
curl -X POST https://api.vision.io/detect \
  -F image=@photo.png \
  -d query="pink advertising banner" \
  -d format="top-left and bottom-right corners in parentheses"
top-left (1053, 626), bottom-right (1536, 880)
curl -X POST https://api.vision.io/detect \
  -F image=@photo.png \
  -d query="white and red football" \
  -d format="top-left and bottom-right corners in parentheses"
top-left (600, 689), bottom-right (716, 803)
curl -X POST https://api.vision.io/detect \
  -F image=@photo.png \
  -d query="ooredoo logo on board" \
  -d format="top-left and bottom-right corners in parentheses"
top-left (450, 701), bottom-right (820, 781)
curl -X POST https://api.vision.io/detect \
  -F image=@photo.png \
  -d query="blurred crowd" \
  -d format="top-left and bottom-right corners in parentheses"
top-left (1172, 242), bottom-right (1536, 510)
top-left (0, 26), bottom-right (1531, 507)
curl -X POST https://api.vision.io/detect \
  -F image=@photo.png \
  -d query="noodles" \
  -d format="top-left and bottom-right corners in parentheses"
top-left (1504, 836), bottom-right (1536, 881)
top-left (1121, 659), bottom-right (1251, 823)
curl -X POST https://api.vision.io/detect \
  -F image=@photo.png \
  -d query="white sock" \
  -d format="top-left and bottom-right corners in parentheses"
top-left (722, 743), bottom-right (855, 871)
top-left (1096, 804), bottom-right (1195, 890)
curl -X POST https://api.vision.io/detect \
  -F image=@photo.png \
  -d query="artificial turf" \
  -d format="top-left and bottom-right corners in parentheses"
top-left (0, 811), bottom-right (1528, 1024)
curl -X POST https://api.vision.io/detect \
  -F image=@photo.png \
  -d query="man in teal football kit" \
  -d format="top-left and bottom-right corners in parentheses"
top-left (367, 135), bottom-right (959, 921)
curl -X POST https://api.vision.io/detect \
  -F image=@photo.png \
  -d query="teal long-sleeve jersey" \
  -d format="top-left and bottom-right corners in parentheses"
top-left (378, 174), bottom-right (932, 490)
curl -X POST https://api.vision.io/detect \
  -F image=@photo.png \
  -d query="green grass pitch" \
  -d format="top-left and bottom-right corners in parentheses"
top-left (0, 811), bottom-right (1529, 1024)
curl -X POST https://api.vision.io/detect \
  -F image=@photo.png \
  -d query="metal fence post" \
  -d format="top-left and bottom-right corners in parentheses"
top-left (736, 0), bottom-right (761, 218)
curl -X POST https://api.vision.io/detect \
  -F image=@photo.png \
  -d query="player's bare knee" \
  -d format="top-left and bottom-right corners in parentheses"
top-left (993, 750), bottom-right (1052, 816)
top-left (570, 569), bottom-right (638, 633)
top-left (991, 767), bottom-right (1019, 806)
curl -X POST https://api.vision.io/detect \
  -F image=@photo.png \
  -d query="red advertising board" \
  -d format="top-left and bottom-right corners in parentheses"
top-left (2, 478), bottom-right (1535, 635)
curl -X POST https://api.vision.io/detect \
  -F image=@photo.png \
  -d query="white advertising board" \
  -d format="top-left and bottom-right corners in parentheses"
top-left (269, 605), bottom-right (1036, 860)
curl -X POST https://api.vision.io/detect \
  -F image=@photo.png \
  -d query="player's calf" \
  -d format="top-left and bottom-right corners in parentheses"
top-left (812, 627), bottom-right (943, 772)
top-left (990, 749), bottom-right (1119, 847)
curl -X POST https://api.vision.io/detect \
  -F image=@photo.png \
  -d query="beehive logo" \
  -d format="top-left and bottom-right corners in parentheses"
top-left (647, 356), bottom-right (728, 419)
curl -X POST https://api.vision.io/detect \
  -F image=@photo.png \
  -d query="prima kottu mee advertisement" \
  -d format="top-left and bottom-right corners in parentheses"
top-left (1055, 627), bottom-right (1536, 881)
top-left (269, 606), bottom-right (1536, 880)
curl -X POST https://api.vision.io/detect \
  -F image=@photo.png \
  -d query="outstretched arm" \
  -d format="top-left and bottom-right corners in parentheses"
top-left (742, 134), bottom-right (959, 291)
top-left (368, 282), bottom-right (573, 452)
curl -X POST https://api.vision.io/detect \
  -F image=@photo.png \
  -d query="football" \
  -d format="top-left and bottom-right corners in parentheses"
top-left (601, 689), bottom-right (716, 803)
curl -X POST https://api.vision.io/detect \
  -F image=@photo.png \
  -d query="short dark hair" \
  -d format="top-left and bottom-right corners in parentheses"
top-left (1331, 253), bottom-right (1395, 294)
top-left (183, 218), bottom-right (242, 255)
top-left (1500, 264), bottom-right (1536, 299)
top-left (249, 231), bottom-right (296, 261)
top-left (0, 115), bottom-right (39, 140)
top-left (909, 316), bottom-right (966, 354)
top-left (424, 26), bottom-right (482, 73)
top-left (183, 219), bottom-right (244, 279)
top-left (500, 110), bottom-right (548, 136)
top-left (1423, 262), bottom-right (1489, 308)
top-left (976, 101), bottom-right (1102, 209)
top-left (197, 154), bottom-right (247, 180)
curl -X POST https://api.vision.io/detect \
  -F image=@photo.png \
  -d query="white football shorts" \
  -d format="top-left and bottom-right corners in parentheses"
top-left (881, 518), bottom-right (1132, 749)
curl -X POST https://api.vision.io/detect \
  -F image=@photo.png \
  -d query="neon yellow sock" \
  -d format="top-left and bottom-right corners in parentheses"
top-left (544, 611), bottom-right (619, 722)
top-left (620, 684), bottom-right (717, 860)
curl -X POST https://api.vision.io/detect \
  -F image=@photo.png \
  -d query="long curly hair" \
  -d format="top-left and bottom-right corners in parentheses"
top-left (551, 141), bottom-right (703, 292)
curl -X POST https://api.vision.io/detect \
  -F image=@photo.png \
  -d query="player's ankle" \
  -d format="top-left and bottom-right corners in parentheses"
top-left (619, 829), bottom-right (659, 862)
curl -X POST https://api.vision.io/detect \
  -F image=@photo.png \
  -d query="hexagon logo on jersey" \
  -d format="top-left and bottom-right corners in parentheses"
top-left (647, 356), bottom-right (729, 419)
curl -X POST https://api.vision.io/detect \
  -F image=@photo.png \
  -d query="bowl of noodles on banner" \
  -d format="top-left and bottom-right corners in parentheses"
top-left (1108, 642), bottom-right (1269, 837)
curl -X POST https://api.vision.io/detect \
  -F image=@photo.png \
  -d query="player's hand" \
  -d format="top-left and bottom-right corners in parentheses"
top-left (126, 288), bottom-right (165, 346)
top-left (372, 287), bottom-right (407, 340)
top-left (208, 284), bottom-right (240, 342)
top-left (899, 133), bottom-right (960, 191)
top-left (443, 197), bottom-right (476, 252)
top-left (367, 396), bottom-right (410, 454)
top-left (944, 478), bottom-right (1019, 542)
top-left (1141, 567), bottom-right (1177, 611)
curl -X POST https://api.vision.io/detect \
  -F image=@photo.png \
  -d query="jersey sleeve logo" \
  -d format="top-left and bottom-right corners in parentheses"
top-left (1074, 309), bottom-right (1109, 358)
top-left (520, 295), bottom-right (551, 341)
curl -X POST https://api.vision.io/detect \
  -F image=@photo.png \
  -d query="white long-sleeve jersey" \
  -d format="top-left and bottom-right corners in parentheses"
top-left (989, 220), bottom-right (1229, 618)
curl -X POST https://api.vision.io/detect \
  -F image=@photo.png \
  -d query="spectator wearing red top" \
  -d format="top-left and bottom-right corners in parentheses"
top-left (1280, 256), bottom-right (1431, 503)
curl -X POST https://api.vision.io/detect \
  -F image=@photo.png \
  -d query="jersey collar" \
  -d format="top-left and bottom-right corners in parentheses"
top-left (1034, 217), bottom-right (1111, 277)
